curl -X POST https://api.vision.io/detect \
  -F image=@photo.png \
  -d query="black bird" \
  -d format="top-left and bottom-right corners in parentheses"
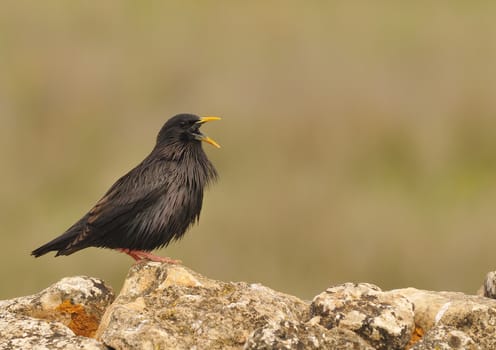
top-left (32, 114), bottom-right (220, 263)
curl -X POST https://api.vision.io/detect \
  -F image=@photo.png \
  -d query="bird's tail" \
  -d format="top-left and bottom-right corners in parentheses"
top-left (31, 218), bottom-right (86, 257)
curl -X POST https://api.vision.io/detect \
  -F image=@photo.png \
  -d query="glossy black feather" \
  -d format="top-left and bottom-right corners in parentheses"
top-left (32, 114), bottom-right (218, 257)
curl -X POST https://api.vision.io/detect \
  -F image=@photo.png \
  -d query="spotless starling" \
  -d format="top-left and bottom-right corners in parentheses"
top-left (32, 114), bottom-right (220, 263)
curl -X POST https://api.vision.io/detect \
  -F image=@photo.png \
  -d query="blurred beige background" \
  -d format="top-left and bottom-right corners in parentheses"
top-left (1, 2), bottom-right (496, 300)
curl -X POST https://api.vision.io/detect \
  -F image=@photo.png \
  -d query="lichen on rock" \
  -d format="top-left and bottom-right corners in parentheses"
top-left (311, 283), bottom-right (415, 350)
top-left (4, 265), bottom-right (496, 349)
top-left (97, 262), bottom-right (308, 349)
top-left (0, 276), bottom-right (113, 349)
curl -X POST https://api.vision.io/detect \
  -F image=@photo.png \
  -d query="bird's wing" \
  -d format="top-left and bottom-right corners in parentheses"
top-left (66, 159), bottom-right (174, 248)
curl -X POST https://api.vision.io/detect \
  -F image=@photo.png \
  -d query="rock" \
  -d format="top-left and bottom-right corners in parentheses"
top-left (310, 283), bottom-right (415, 350)
top-left (245, 319), bottom-right (375, 350)
top-left (0, 276), bottom-right (114, 338)
top-left (0, 311), bottom-right (109, 350)
top-left (6, 264), bottom-right (496, 349)
top-left (409, 325), bottom-right (478, 350)
top-left (392, 288), bottom-right (496, 349)
top-left (481, 271), bottom-right (496, 299)
top-left (97, 261), bottom-right (308, 349)
top-left (0, 276), bottom-right (113, 349)
top-left (392, 288), bottom-right (496, 330)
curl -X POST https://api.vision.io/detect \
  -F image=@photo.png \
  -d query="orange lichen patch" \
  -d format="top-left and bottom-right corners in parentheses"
top-left (56, 300), bottom-right (100, 338)
top-left (406, 325), bottom-right (425, 349)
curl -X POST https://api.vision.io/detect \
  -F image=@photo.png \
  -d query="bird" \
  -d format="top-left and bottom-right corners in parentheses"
top-left (32, 113), bottom-right (220, 263)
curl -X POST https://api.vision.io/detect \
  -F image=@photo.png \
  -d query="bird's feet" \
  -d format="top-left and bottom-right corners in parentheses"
top-left (116, 248), bottom-right (182, 264)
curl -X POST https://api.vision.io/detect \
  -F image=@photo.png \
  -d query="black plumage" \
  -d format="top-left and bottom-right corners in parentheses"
top-left (32, 113), bottom-right (220, 263)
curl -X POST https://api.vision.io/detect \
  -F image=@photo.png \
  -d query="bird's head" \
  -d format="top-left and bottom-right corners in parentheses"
top-left (156, 114), bottom-right (221, 149)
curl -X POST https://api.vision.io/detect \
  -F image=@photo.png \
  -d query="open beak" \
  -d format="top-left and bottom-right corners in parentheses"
top-left (195, 116), bottom-right (221, 148)
top-left (197, 116), bottom-right (221, 124)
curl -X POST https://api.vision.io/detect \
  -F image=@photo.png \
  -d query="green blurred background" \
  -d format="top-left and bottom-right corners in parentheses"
top-left (1, 2), bottom-right (496, 300)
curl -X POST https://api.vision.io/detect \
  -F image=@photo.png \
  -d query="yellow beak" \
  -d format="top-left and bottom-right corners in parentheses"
top-left (196, 116), bottom-right (221, 148)
top-left (197, 116), bottom-right (222, 123)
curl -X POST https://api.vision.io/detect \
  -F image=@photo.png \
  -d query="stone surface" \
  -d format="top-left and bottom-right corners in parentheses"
top-left (410, 325), bottom-right (478, 350)
top-left (392, 288), bottom-right (496, 330)
top-left (481, 271), bottom-right (496, 299)
top-left (0, 276), bottom-right (113, 350)
top-left (311, 283), bottom-right (415, 350)
top-left (97, 262), bottom-right (308, 349)
top-left (0, 305), bottom-right (109, 350)
top-left (391, 288), bottom-right (496, 349)
top-left (5, 264), bottom-right (496, 349)
top-left (0, 276), bottom-right (114, 338)
top-left (245, 319), bottom-right (375, 350)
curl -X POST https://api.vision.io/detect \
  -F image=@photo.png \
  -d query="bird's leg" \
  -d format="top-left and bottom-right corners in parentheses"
top-left (132, 250), bottom-right (182, 264)
top-left (116, 248), bottom-right (181, 264)
top-left (116, 248), bottom-right (142, 261)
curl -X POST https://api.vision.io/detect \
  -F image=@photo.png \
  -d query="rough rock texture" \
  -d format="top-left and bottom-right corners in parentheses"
top-left (0, 276), bottom-right (113, 349)
top-left (0, 311), bottom-right (109, 350)
top-left (410, 325), bottom-right (478, 350)
top-left (481, 271), bottom-right (496, 299)
top-left (311, 283), bottom-right (415, 350)
top-left (392, 288), bottom-right (496, 349)
top-left (0, 276), bottom-right (114, 338)
top-left (245, 319), bottom-right (375, 350)
top-left (97, 262), bottom-right (308, 349)
top-left (4, 265), bottom-right (496, 349)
